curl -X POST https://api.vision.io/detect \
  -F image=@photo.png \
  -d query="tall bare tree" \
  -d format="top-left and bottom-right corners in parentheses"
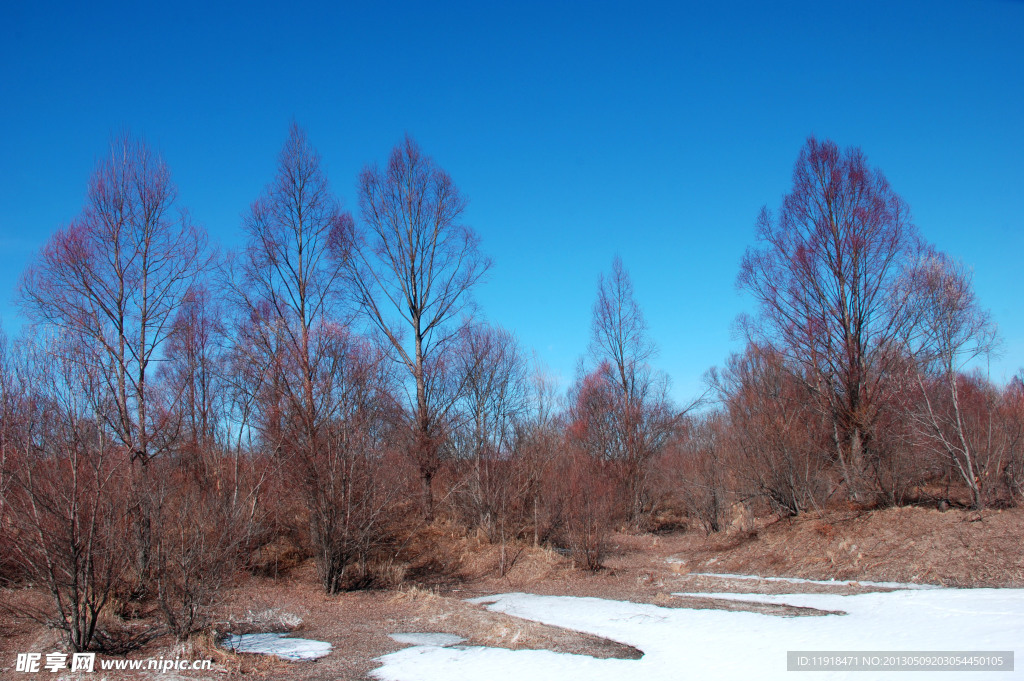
top-left (348, 135), bottom-right (491, 519)
top-left (587, 257), bottom-right (674, 523)
top-left (226, 122), bottom-right (352, 449)
top-left (19, 133), bottom-right (209, 602)
top-left (227, 124), bottom-right (399, 591)
top-left (19, 133), bottom-right (208, 465)
top-left (738, 137), bottom-right (923, 501)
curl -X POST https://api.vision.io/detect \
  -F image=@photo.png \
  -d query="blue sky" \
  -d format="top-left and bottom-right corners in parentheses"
top-left (2, 0), bottom-right (1022, 404)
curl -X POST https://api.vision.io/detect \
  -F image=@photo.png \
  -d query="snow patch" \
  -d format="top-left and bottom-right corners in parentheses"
top-left (222, 632), bottom-right (331, 660)
top-left (373, 589), bottom-right (1024, 680)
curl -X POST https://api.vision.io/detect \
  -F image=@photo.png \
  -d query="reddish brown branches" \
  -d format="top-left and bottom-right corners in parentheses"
top-left (739, 137), bottom-right (923, 501)
top-left (348, 135), bottom-right (491, 519)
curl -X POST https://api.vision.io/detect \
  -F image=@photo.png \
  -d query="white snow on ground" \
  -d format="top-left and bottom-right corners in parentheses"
top-left (373, 588), bottom-right (1024, 680)
top-left (390, 633), bottom-right (467, 647)
top-left (681, 571), bottom-right (940, 589)
top-left (222, 632), bottom-right (332, 660)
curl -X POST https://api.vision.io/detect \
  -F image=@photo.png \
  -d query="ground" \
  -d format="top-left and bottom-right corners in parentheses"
top-left (1, 505), bottom-right (1022, 680)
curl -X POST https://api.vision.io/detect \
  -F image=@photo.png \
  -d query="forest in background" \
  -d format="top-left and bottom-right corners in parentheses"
top-left (1, 125), bottom-right (1021, 653)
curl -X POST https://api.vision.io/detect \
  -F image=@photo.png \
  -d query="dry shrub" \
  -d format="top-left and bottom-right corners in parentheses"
top-left (397, 518), bottom-right (474, 585)
top-left (149, 460), bottom-right (258, 640)
top-left (0, 508), bottom-right (19, 586)
top-left (90, 616), bottom-right (163, 655)
top-left (389, 583), bottom-right (442, 604)
top-left (248, 535), bottom-right (308, 578)
top-left (711, 345), bottom-right (832, 516)
top-left (4, 414), bottom-right (135, 652)
top-left (226, 604), bottom-right (305, 635)
top-left (244, 453), bottom-right (309, 577)
top-left (545, 452), bottom-right (618, 571)
top-left (500, 544), bottom-right (565, 584)
top-left (673, 414), bottom-right (733, 534)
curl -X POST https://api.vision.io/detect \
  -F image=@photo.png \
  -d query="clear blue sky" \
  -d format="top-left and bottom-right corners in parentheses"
top-left (2, 0), bottom-right (1022, 404)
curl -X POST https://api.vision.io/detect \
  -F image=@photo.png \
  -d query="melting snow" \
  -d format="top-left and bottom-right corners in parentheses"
top-left (373, 587), bottom-right (1024, 680)
top-left (223, 632), bottom-right (332, 660)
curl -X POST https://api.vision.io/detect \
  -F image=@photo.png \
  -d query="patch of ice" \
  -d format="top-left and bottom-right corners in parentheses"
top-left (390, 633), bottom-right (467, 647)
top-left (222, 632), bottom-right (331, 660)
top-left (683, 571), bottom-right (940, 589)
top-left (373, 589), bottom-right (1024, 680)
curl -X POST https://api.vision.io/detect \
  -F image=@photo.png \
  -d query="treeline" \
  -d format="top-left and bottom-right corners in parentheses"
top-left (0, 129), bottom-right (1021, 653)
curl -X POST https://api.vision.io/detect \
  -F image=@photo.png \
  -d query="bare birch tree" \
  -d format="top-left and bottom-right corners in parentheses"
top-left (904, 251), bottom-right (999, 509)
top-left (18, 133), bottom-right (208, 601)
top-left (227, 124), bottom-right (398, 591)
top-left (347, 135), bottom-right (491, 519)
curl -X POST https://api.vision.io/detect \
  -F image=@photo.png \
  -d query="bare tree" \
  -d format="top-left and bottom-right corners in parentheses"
top-left (903, 252), bottom-right (999, 509)
top-left (348, 135), bottom-right (491, 519)
top-left (588, 257), bottom-right (674, 523)
top-left (450, 323), bottom-right (529, 535)
top-left (2, 336), bottom-right (132, 652)
top-left (228, 122), bottom-right (353, 412)
top-left (228, 124), bottom-right (400, 592)
top-left (18, 133), bottom-right (209, 604)
top-left (19, 133), bottom-right (208, 465)
top-left (738, 137), bottom-right (923, 501)
top-left (591, 257), bottom-right (656, 397)
top-left (226, 121), bottom-right (352, 449)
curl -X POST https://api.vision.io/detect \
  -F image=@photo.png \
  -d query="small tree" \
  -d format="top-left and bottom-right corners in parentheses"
top-left (297, 331), bottom-right (400, 592)
top-left (450, 323), bottom-right (529, 537)
top-left (676, 412), bottom-right (732, 534)
top-left (3, 337), bottom-right (132, 652)
top-left (904, 252), bottom-right (999, 509)
top-left (516, 361), bottom-right (562, 547)
top-left (710, 344), bottom-right (830, 516)
top-left (1002, 374), bottom-right (1024, 502)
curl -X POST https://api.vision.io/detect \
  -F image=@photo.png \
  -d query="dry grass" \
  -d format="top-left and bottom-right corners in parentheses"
top-left (673, 505), bottom-right (1024, 587)
top-left (2, 505), bottom-right (1022, 681)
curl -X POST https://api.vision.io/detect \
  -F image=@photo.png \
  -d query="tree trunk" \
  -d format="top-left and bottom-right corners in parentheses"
top-left (420, 470), bottom-right (434, 521)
